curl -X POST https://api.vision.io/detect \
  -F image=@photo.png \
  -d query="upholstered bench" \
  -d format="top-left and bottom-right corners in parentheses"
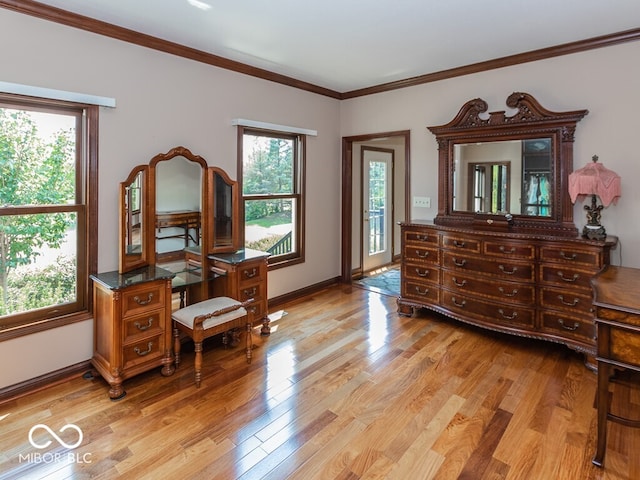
top-left (172, 297), bottom-right (254, 387)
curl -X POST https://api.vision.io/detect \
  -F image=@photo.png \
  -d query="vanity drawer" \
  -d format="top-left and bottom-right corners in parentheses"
top-left (441, 292), bottom-right (535, 329)
top-left (442, 252), bottom-right (534, 281)
top-left (596, 306), bottom-right (640, 328)
top-left (123, 310), bottom-right (165, 343)
top-left (539, 246), bottom-right (600, 266)
top-left (442, 234), bottom-right (481, 254)
top-left (403, 245), bottom-right (440, 264)
top-left (121, 284), bottom-right (166, 318)
top-left (483, 240), bottom-right (535, 260)
top-left (404, 229), bottom-right (440, 246)
top-left (442, 270), bottom-right (534, 305)
top-left (122, 334), bottom-right (165, 370)
top-left (238, 262), bottom-right (267, 287)
top-left (540, 311), bottom-right (595, 344)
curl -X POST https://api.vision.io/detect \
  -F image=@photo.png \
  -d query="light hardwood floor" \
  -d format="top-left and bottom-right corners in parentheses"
top-left (1, 284), bottom-right (638, 479)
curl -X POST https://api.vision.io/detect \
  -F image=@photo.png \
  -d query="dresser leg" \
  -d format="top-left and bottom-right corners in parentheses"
top-left (397, 300), bottom-right (415, 317)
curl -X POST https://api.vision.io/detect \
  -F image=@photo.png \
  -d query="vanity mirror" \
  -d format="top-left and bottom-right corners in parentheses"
top-left (118, 146), bottom-right (240, 273)
top-left (429, 92), bottom-right (588, 235)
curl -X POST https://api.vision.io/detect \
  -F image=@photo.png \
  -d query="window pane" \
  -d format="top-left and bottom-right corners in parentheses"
top-left (242, 134), bottom-right (294, 195)
top-left (0, 213), bottom-right (77, 317)
top-left (0, 108), bottom-right (77, 206)
top-left (245, 198), bottom-right (295, 256)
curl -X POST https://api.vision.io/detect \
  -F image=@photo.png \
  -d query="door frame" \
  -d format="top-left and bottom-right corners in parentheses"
top-left (341, 130), bottom-right (410, 282)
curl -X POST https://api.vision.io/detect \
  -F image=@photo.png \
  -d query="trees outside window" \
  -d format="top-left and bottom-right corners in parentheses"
top-left (0, 95), bottom-right (97, 338)
top-left (238, 128), bottom-right (305, 268)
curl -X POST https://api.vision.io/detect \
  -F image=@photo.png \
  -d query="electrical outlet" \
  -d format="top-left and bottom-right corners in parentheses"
top-left (413, 196), bottom-right (431, 208)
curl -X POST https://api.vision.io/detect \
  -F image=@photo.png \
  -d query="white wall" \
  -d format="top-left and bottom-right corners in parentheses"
top-left (340, 41), bottom-right (640, 271)
top-left (0, 9), bottom-right (341, 388)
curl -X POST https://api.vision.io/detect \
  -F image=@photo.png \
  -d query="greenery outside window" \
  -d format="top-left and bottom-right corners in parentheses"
top-left (238, 127), bottom-right (305, 268)
top-left (0, 94), bottom-right (97, 340)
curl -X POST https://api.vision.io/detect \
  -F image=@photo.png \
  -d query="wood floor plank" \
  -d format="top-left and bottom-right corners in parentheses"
top-left (1, 284), bottom-right (638, 479)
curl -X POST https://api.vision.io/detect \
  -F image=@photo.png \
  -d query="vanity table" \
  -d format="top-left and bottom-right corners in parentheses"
top-left (591, 266), bottom-right (640, 467)
top-left (92, 146), bottom-right (269, 398)
top-left (398, 93), bottom-right (618, 361)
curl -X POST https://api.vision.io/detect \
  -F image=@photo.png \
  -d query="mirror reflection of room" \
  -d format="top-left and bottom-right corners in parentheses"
top-left (124, 170), bottom-right (142, 254)
top-left (155, 156), bottom-right (203, 263)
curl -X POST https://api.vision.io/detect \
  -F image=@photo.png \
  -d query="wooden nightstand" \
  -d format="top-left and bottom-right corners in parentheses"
top-left (591, 266), bottom-right (640, 467)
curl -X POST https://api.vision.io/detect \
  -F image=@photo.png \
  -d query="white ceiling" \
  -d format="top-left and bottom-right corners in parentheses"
top-left (33, 0), bottom-right (640, 93)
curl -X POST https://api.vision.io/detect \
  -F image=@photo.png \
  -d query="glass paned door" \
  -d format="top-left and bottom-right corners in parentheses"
top-left (362, 148), bottom-right (392, 272)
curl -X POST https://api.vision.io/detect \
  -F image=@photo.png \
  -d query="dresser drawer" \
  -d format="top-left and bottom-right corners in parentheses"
top-left (442, 252), bottom-right (534, 281)
top-left (403, 280), bottom-right (439, 304)
top-left (403, 262), bottom-right (440, 284)
top-left (539, 264), bottom-right (596, 290)
top-left (483, 240), bottom-right (535, 260)
top-left (123, 310), bottom-right (165, 342)
top-left (404, 229), bottom-right (439, 246)
top-left (607, 327), bottom-right (640, 368)
top-left (540, 287), bottom-right (593, 316)
top-left (403, 245), bottom-right (439, 264)
top-left (539, 246), bottom-right (600, 266)
top-left (442, 270), bottom-right (534, 305)
top-left (122, 334), bottom-right (165, 370)
top-left (442, 234), bottom-right (481, 253)
top-left (441, 292), bottom-right (535, 328)
top-left (540, 311), bottom-right (595, 344)
top-left (121, 284), bottom-right (166, 318)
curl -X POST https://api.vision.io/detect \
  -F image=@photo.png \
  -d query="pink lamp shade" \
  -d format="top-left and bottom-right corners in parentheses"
top-left (568, 155), bottom-right (621, 207)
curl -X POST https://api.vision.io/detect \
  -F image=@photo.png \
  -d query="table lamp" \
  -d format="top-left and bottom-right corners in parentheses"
top-left (568, 155), bottom-right (621, 240)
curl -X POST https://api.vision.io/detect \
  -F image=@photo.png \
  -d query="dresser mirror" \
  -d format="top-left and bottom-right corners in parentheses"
top-left (428, 92), bottom-right (588, 235)
top-left (119, 146), bottom-right (240, 273)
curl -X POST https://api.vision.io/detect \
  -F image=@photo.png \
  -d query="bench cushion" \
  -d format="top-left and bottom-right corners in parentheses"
top-left (172, 296), bottom-right (247, 329)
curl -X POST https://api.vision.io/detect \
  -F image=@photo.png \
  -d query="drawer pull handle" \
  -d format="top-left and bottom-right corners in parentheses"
top-left (452, 257), bottom-right (466, 267)
top-left (560, 251), bottom-right (577, 260)
top-left (452, 297), bottom-right (466, 308)
top-left (415, 268), bottom-right (430, 277)
top-left (134, 342), bottom-right (153, 356)
top-left (498, 287), bottom-right (518, 297)
top-left (558, 319), bottom-right (580, 331)
top-left (134, 318), bottom-right (154, 331)
top-left (498, 265), bottom-right (518, 275)
top-left (453, 240), bottom-right (466, 248)
top-left (244, 268), bottom-right (258, 279)
top-left (416, 234), bottom-right (430, 241)
top-left (452, 277), bottom-right (467, 287)
top-left (498, 309), bottom-right (518, 320)
top-left (243, 287), bottom-right (257, 298)
top-left (133, 293), bottom-right (154, 305)
top-left (557, 295), bottom-right (579, 307)
top-left (414, 286), bottom-right (430, 295)
top-left (415, 250), bottom-right (430, 258)
top-left (557, 271), bottom-right (579, 282)
top-left (499, 246), bottom-right (516, 254)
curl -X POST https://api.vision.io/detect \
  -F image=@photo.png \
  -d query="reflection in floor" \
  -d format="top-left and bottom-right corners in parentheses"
top-left (354, 263), bottom-right (400, 296)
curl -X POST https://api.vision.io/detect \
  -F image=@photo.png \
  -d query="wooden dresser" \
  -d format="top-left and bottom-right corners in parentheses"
top-left (91, 266), bottom-right (176, 399)
top-left (398, 221), bottom-right (617, 359)
top-left (591, 266), bottom-right (640, 467)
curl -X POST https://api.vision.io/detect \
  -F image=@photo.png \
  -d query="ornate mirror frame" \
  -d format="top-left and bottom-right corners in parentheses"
top-left (428, 92), bottom-right (588, 236)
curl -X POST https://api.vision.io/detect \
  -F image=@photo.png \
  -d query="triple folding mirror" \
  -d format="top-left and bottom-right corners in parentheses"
top-left (428, 92), bottom-right (588, 235)
top-left (119, 146), bottom-right (239, 273)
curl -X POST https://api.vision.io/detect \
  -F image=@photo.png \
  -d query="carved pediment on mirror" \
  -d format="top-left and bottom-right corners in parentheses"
top-left (118, 146), bottom-right (241, 273)
top-left (428, 92), bottom-right (588, 236)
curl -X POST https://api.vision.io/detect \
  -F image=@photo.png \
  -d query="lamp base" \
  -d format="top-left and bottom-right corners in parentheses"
top-left (583, 224), bottom-right (606, 240)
